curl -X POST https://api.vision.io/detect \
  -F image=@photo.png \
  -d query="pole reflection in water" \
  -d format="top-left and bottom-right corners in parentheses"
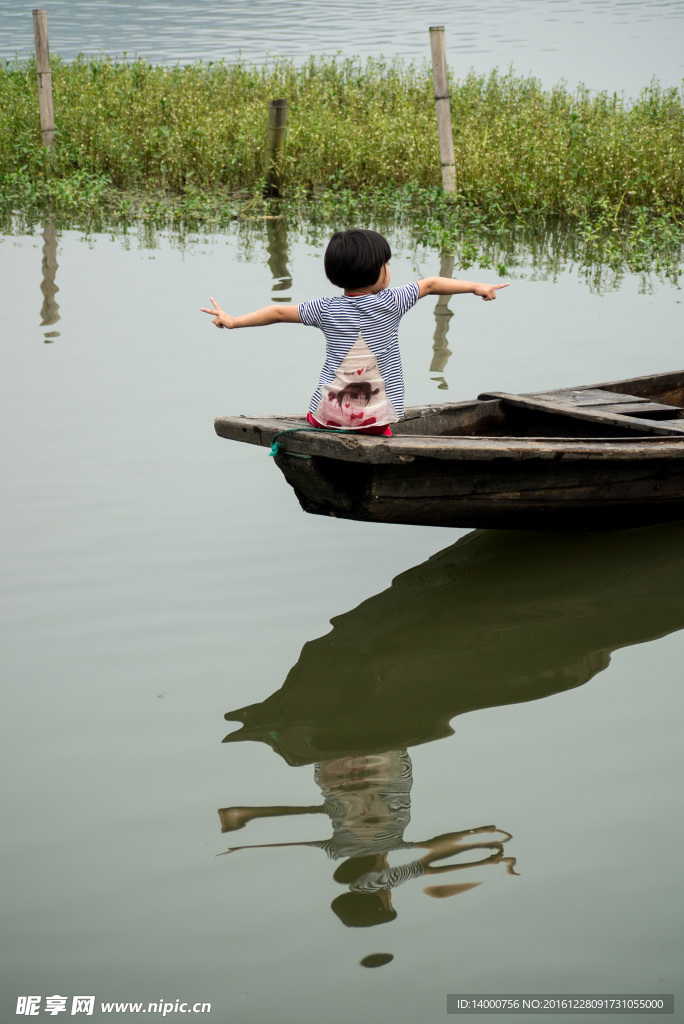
top-left (220, 523), bottom-right (684, 963)
top-left (430, 252), bottom-right (454, 388)
top-left (40, 221), bottom-right (60, 342)
top-left (266, 215), bottom-right (292, 303)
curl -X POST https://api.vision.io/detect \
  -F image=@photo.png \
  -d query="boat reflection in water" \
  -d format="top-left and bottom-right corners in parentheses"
top-left (219, 523), bottom-right (684, 961)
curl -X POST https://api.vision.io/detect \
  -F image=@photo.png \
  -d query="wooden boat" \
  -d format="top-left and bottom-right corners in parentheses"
top-left (214, 370), bottom-right (684, 531)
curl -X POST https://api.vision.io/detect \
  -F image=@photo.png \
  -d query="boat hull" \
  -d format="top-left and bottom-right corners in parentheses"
top-left (274, 447), bottom-right (684, 530)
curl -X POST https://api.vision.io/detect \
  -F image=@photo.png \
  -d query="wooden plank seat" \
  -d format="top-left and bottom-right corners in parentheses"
top-left (524, 387), bottom-right (684, 418)
top-left (478, 388), bottom-right (684, 436)
top-left (520, 387), bottom-right (664, 407)
top-left (585, 402), bottom-right (683, 417)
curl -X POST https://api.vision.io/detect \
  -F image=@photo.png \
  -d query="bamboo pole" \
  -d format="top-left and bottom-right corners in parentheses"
top-left (32, 9), bottom-right (55, 150)
top-left (263, 99), bottom-right (287, 199)
top-left (429, 26), bottom-right (455, 192)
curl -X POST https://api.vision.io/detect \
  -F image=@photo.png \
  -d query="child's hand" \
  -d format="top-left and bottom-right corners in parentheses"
top-left (200, 297), bottom-right (234, 328)
top-left (473, 283), bottom-right (510, 301)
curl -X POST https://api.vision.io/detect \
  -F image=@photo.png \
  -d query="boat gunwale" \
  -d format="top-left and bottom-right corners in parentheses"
top-left (214, 370), bottom-right (684, 465)
top-left (214, 412), bottom-right (684, 464)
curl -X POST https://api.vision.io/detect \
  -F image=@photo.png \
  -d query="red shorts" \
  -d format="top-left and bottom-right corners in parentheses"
top-left (306, 411), bottom-right (392, 436)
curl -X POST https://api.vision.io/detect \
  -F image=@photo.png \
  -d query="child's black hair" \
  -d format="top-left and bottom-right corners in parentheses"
top-left (324, 229), bottom-right (391, 290)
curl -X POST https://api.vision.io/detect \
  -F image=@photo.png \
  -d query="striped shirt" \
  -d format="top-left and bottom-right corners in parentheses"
top-left (298, 283), bottom-right (420, 425)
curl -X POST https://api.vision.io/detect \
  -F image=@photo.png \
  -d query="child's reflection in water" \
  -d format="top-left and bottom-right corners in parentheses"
top-left (218, 750), bottom-right (517, 932)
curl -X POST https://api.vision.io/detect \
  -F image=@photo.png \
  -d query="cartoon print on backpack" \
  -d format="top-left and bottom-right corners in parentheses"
top-left (314, 334), bottom-right (397, 429)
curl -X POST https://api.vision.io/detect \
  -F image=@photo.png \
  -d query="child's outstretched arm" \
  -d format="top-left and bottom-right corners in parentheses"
top-left (201, 296), bottom-right (301, 329)
top-left (417, 278), bottom-right (509, 301)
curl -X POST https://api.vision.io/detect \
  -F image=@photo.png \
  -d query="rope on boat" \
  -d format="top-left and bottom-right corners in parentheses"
top-left (269, 427), bottom-right (314, 458)
top-left (268, 425), bottom-right (363, 458)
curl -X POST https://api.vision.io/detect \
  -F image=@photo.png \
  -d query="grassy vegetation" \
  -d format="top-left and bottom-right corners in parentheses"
top-left (1, 54), bottom-right (683, 276)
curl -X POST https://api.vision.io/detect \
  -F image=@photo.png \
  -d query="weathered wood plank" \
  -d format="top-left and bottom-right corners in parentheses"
top-left (524, 388), bottom-right (649, 407)
top-left (521, 388), bottom-right (683, 417)
top-left (586, 401), bottom-right (684, 417)
top-left (580, 369), bottom-right (684, 401)
top-left (479, 392), bottom-right (684, 436)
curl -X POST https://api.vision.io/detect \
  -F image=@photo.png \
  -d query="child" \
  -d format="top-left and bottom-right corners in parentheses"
top-left (201, 228), bottom-right (508, 435)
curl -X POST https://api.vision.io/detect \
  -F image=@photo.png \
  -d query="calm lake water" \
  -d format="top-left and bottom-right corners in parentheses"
top-left (2, 220), bottom-right (683, 1021)
top-left (2, 1), bottom-right (684, 1021)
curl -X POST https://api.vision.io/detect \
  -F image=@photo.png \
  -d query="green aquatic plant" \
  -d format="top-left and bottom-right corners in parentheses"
top-left (2, 55), bottom-right (683, 213)
top-left (1, 55), bottom-right (682, 278)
